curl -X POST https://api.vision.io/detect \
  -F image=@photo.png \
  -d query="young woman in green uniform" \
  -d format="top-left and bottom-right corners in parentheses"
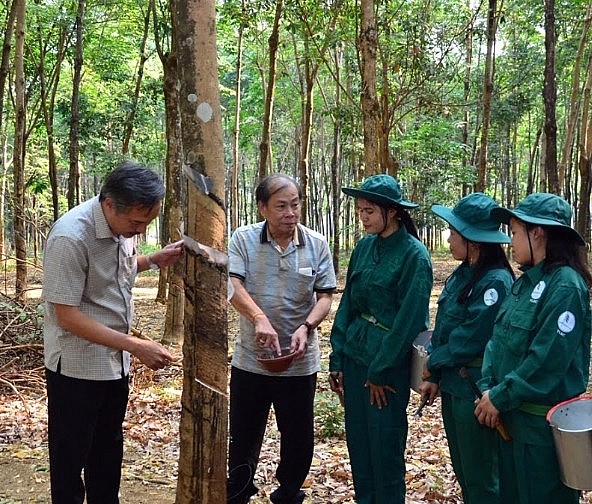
top-left (329, 174), bottom-right (433, 504)
top-left (475, 193), bottom-right (592, 504)
top-left (419, 193), bottom-right (514, 504)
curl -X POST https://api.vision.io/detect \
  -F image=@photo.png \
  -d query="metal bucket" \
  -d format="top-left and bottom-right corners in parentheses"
top-left (410, 330), bottom-right (432, 394)
top-left (546, 396), bottom-right (592, 490)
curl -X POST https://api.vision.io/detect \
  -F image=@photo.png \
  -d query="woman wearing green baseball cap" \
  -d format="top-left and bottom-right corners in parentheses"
top-left (420, 193), bottom-right (515, 504)
top-left (329, 174), bottom-right (433, 503)
top-left (475, 193), bottom-right (592, 504)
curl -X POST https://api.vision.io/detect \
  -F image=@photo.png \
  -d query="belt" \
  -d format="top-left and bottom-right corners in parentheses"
top-left (519, 401), bottom-right (551, 416)
top-left (360, 313), bottom-right (390, 331)
top-left (466, 357), bottom-right (483, 368)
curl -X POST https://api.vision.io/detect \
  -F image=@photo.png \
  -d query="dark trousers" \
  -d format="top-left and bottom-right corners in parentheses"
top-left (45, 368), bottom-right (129, 504)
top-left (227, 366), bottom-right (317, 504)
top-left (343, 356), bottom-right (410, 504)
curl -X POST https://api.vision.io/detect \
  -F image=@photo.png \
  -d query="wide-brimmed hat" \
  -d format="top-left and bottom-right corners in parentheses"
top-left (342, 174), bottom-right (418, 208)
top-left (490, 193), bottom-right (585, 245)
top-left (432, 193), bottom-right (510, 244)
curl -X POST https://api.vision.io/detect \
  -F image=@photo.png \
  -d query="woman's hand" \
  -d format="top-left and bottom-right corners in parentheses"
top-left (329, 371), bottom-right (345, 405)
top-left (418, 381), bottom-right (439, 405)
top-left (421, 362), bottom-right (431, 381)
top-left (474, 390), bottom-right (500, 428)
top-left (365, 380), bottom-right (396, 409)
top-left (329, 371), bottom-right (344, 393)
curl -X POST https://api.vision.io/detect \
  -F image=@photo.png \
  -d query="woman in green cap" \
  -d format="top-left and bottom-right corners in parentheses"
top-left (329, 174), bottom-right (433, 504)
top-left (475, 193), bottom-right (592, 503)
top-left (419, 193), bottom-right (515, 504)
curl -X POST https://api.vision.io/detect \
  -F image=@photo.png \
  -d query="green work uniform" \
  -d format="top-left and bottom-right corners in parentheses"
top-left (330, 225), bottom-right (433, 504)
top-left (427, 263), bottom-right (513, 503)
top-left (479, 261), bottom-right (591, 504)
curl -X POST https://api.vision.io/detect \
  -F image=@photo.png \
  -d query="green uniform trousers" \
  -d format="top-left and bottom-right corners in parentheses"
top-left (498, 432), bottom-right (579, 504)
top-left (441, 391), bottom-right (499, 503)
top-left (343, 356), bottom-right (410, 504)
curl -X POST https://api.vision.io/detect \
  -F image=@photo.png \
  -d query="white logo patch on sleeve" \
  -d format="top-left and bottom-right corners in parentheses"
top-left (557, 311), bottom-right (576, 334)
top-left (483, 288), bottom-right (499, 306)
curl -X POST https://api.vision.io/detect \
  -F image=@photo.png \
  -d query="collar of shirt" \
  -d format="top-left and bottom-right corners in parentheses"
top-left (92, 197), bottom-right (119, 242)
top-left (260, 221), bottom-right (305, 247)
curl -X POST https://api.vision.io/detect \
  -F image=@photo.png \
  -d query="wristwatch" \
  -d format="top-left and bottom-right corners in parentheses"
top-left (146, 254), bottom-right (159, 270)
top-left (302, 321), bottom-right (314, 335)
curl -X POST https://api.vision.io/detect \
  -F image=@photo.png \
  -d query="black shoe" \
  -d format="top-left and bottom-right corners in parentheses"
top-left (227, 482), bottom-right (258, 504)
top-left (269, 488), bottom-right (305, 504)
top-left (227, 463), bottom-right (258, 504)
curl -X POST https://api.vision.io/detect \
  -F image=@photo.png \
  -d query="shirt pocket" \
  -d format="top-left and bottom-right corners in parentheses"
top-left (504, 308), bottom-right (536, 357)
top-left (121, 251), bottom-right (137, 291)
top-left (274, 269), bottom-right (316, 306)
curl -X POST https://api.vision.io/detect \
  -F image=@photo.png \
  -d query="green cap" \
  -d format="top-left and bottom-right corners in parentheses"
top-left (490, 193), bottom-right (585, 245)
top-left (432, 193), bottom-right (510, 244)
top-left (342, 174), bottom-right (418, 208)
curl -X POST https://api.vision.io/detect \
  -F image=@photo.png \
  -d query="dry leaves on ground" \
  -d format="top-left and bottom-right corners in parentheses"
top-left (2, 264), bottom-right (592, 503)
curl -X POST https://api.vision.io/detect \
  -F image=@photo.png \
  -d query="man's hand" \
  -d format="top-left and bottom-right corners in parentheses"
top-left (152, 240), bottom-right (184, 268)
top-left (130, 338), bottom-right (175, 370)
top-left (253, 314), bottom-right (281, 355)
top-left (290, 325), bottom-right (309, 358)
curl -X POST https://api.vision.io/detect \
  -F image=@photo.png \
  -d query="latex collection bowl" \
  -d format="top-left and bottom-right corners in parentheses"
top-left (256, 347), bottom-right (295, 373)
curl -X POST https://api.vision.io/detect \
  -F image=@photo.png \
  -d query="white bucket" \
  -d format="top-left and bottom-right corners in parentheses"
top-left (546, 396), bottom-right (592, 490)
top-left (410, 330), bottom-right (432, 394)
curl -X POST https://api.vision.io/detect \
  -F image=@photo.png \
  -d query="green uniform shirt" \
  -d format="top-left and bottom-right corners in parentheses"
top-left (329, 226), bottom-right (433, 384)
top-left (428, 263), bottom-right (513, 399)
top-left (480, 262), bottom-right (591, 444)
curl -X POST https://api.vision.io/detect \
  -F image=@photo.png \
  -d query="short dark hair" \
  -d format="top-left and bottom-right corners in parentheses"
top-left (99, 161), bottom-right (165, 211)
top-left (255, 174), bottom-right (302, 205)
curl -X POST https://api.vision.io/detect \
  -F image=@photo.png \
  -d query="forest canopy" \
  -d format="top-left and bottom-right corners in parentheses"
top-left (2, 0), bottom-right (592, 265)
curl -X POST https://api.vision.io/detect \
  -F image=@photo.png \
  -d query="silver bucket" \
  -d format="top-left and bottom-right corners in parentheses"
top-left (546, 396), bottom-right (592, 490)
top-left (410, 330), bottom-right (432, 394)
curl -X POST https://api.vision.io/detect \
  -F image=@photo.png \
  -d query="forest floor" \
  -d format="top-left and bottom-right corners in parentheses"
top-left (1, 258), bottom-right (592, 503)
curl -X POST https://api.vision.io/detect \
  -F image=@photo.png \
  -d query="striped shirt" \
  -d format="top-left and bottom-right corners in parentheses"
top-left (42, 196), bottom-right (135, 380)
top-left (229, 221), bottom-right (336, 376)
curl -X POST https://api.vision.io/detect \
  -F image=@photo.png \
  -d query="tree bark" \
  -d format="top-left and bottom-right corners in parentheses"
top-left (38, 20), bottom-right (68, 223)
top-left (476, 0), bottom-right (500, 192)
top-left (67, 0), bottom-right (85, 209)
top-left (122, 1), bottom-right (151, 155)
top-left (258, 0), bottom-right (284, 180)
top-left (172, 0), bottom-right (228, 501)
top-left (575, 48), bottom-right (592, 241)
top-left (0, 0), bottom-right (18, 257)
top-left (294, 2), bottom-right (340, 225)
top-left (462, 0), bottom-right (473, 195)
top-left (331, 44), bottom-right (343, 274)
top-left (297, 39), bottom-right (314, 225)
top-left (152, 0), bottom-right (185, 344)
top-left (13, 0), bottom-right (27, 301)
top-left (559, 4), bottom-right (592, 195)
top-left (358, 0), bottom-right (380, 175)
top-left (543, 0), bottom-right (559, 194)
top-left (231, 0), bottom-right (245, 232)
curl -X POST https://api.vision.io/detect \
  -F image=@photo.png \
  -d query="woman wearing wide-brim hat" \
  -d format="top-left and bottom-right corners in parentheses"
top-left (420, 193), bottom-right (515, 504)
top-left (475, 193), bottom-right (592, 504)
top-left (329, 174), bottom-right (433, 504)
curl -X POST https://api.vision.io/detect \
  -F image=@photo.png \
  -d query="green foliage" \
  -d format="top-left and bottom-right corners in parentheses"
top-left (4, 0), bottom-right (592, 248)
top-left (314, 388), bottom-right (346, 440)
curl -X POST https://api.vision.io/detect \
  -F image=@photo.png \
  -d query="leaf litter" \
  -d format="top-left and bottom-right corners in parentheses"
top-left (2, 263), bottom-right (592, 503)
